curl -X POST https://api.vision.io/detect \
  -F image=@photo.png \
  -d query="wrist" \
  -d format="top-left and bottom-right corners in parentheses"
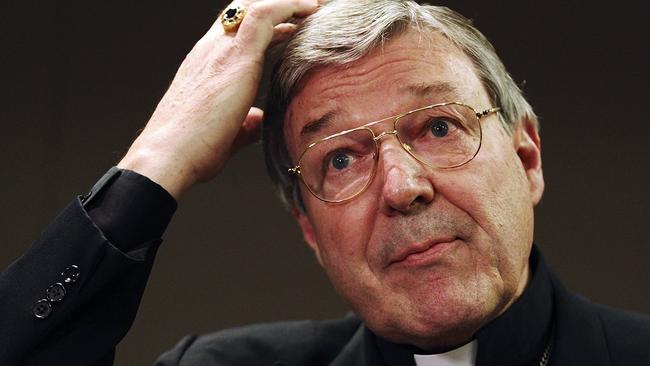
top-left (117, 145), bottom-right (195, 200)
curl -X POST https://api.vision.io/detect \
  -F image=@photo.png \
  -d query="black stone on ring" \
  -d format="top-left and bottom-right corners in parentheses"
top-left (225, 8), bottom-right (237, 19)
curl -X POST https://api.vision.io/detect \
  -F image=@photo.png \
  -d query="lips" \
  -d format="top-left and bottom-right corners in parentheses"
top-left (388, 237), bottom-right (458, 267)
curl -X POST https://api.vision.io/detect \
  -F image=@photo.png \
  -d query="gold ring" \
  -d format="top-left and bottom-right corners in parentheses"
top-left (220, 5), bottom-right (246, 33)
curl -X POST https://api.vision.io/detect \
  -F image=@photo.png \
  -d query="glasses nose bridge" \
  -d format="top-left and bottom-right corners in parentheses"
top-left (366, 114), bottom-right (401, 142)
top-left (370, 127), bottom-right (418, 169)
top-left (373, 129), bottom-right (398, 142)
top-left (370, 117), bottom-right (409, 154)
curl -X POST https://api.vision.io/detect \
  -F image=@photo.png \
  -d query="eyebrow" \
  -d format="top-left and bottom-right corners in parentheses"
top-left (402, 81), bottom-right (461, 99)
top-left (300, 111), bottom-right (337, 138)
top-left (298, 82), bottom-right (461, 139)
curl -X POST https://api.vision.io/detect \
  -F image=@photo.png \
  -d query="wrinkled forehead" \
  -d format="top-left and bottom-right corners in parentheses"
top-left (282, 31), bottom-right (488, 160)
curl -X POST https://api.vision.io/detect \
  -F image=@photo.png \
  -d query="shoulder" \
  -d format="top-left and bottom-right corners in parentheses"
top-left (546, 264), bottom-right (650, 365)
top-left (155, 313), bottom-right (362, 366)
top-left (559, 289), bottom-right (650, 364)
top-left (590, 301), bottom-right (650, 364)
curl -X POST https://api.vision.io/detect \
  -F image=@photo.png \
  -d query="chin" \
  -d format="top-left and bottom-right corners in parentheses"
top-left (360, 277), bottom-right (509, 349)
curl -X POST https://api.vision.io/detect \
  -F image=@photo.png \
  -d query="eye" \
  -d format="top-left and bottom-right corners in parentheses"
top-left (429, 119), bottom-right (450, 137)
top-left (330, 152), bottom-right (350, 170)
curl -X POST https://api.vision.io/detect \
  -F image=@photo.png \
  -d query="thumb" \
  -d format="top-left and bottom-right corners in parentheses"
top-left (231, 107), bottom-right (264, 153)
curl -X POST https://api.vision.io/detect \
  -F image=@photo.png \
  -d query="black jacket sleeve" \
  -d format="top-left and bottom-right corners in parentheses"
top-left (0, 168), bottom-right (176, 366)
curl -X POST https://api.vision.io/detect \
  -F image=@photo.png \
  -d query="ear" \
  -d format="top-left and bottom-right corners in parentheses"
top-left (514, 118), bottom-right (545, 205)
top-left (292, 207), bottom-right (323, 266)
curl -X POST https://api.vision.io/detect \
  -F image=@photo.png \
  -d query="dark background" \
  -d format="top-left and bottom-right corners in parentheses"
top-left (1, 1), bottom-right (648, 364)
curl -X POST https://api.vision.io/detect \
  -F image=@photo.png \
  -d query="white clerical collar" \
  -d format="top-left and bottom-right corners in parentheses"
top-left (413, 340), bottom-right (477, 366)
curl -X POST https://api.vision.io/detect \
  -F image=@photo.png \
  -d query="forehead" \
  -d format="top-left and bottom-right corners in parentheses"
top-left (284, 30), bottom-right (487, 157)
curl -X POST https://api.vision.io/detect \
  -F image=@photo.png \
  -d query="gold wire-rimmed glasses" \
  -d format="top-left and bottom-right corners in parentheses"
top-left (288, 102), bottom-right (501, 203)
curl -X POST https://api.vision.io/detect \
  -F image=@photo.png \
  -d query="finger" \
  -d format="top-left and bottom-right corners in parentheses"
top-left (269, 23), bottom-right (298, 48)
top-left (237, 0), bottom-right (320, 55)
top-left (245, 106), bottom-right (264, 127)
top-left (231, 107), bottom-right (264, 153)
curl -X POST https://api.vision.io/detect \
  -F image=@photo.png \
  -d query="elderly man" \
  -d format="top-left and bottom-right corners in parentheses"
top-left (1, 0), bottom-right (648, 365)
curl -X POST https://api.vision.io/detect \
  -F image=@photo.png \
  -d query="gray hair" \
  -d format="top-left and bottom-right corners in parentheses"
top-left (262, 0), bottom-right (537, 211)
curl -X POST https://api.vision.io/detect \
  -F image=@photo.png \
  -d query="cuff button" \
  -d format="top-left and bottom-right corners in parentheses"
top-left (61, 265), bottom-right (80, 284)
top-left (33, 299), bottom-right (52, 319)
top-left (46, 283), bottom-right (66, 302)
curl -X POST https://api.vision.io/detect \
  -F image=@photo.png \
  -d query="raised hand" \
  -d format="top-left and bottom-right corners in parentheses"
top-left (117, 0), bottom-right (322, 199)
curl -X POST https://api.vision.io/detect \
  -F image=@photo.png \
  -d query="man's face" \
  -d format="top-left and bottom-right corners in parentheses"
top-left (284, 31), bottom-right (544, 349)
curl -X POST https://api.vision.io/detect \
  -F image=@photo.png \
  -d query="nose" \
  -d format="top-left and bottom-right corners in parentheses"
top-left (376, 136), bottom-right (435, 214)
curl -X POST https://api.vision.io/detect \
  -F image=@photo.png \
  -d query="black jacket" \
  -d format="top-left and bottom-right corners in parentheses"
top-left (153, 246), bottom-right (650, 366)
top-left (1, 193), bottom-right (649, 365)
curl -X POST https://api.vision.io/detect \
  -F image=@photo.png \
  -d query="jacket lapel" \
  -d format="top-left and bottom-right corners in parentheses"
top-left (328, 325), bottom-right (369, 366)
top-left (549, 271), bottom-right (611, 365)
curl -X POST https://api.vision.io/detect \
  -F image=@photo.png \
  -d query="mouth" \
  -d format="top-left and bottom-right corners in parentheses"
top-left (388, 237), bottom-right (459, 267)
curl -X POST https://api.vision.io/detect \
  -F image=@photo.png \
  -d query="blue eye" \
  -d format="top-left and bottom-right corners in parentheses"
top-left (430, 119), bottom-right (449, 137)
top-left (331, 153), bottom-right (350, 170)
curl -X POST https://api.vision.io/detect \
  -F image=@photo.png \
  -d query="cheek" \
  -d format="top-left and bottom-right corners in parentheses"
top-left (440, 125), bottom-right (533, 272)
top-left (458, 125), bottom-right (530, 226)
top-left (304, 195), bottom-right (387, 307)
top-left (305, 193), bottom-right (380, 266)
